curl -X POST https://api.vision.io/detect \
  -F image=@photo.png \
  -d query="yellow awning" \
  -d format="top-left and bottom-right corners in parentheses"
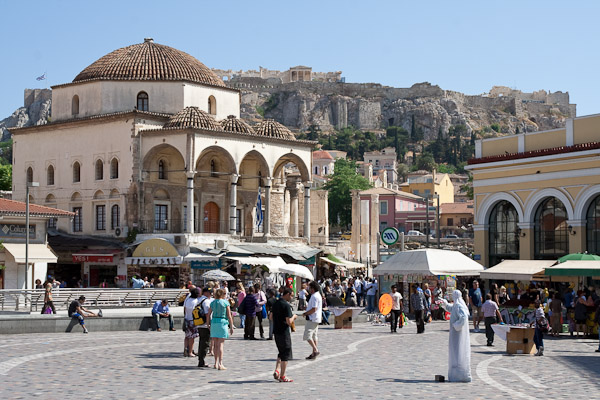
top-left (3, 243), bottom-right (58, 263)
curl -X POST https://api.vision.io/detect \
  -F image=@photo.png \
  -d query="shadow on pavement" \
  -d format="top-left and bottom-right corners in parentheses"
top-left (136, 352), bottom-right (183, 359)
top-left (208, 379), bottom-right (272, 385)
top-left (142, 365), bottom-right (201, 370)
top-left (375, 378), bottom-right (436, 384)
top-left (553, 355), bottom-right (600, 378)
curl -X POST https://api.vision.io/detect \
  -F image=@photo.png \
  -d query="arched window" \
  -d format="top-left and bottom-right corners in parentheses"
top-left (314, 166), bottom-right (319, 175)
top-left (47, 165), bottom-right (54, 186)
top-left (110, 158), bottom-right (119, 179)
top-left (210, 159), bottom-right (217, 177)
top-left (95, 159), bottom-right (104, 180)
top-left (534, 197), bottom-right (569, 259)
top-left (26, 167), bottom-right (33, 184)
top-left (208, 96), bottom-right (217, 115)
top-left (137, 92), bottom-right (149, 111)
top-left (158, 160), bottom-right (167, 180)
top-left (73, 162), bottom-right (81, 183)
top-left (111, 204), bottom-right (120, 230)
top-left (72, 95), bottom-right (79, 116)
top-left (488, 201), bottom-right (519, 267)
top-left (586, 195), bottom-right (600, 255)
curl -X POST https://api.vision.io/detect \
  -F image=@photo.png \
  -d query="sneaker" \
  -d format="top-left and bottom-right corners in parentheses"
top-left (474, 327), bottom-right (480, 333)
top-left (595, 349), bottom-right (600, 353)
top-left (98, 309), bottom-right (103, 318)
top-left (83, 328), bottom-right (89, 334)
top-left (157, 328), bottom-right (162, 332)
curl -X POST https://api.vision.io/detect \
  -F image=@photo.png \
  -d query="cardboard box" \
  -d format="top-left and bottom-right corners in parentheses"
top-left (506, 327), bottom-right (535, 355)
top-left (334, 309), bottom-right (353, 329)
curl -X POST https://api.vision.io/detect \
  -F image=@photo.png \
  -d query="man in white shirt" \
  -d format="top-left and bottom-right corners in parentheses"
top-left (354, 277), bottom-right (364, 307)
top-left (390, 285), bottom-right (403, 332)
top-left (302, 281), bottom-right (323, 360)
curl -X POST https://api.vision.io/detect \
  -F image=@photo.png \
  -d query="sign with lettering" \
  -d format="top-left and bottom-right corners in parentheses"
top-left (381, 227), bottom-right (400, 246)
top-left (72, 255), bottom-right (114, 263)
top-left (0, 224), bottom-right (36, 238)
top-left (131, 238), bottom-right (180, 257)
top-left (190, 259), bottom-right (222, 270)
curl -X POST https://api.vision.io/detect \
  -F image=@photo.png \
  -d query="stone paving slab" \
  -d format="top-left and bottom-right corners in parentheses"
top-left (0, 321), bottom-right (598, 399)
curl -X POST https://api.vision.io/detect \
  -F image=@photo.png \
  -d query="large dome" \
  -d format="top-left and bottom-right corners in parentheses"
top-left (73, 38), bottom-right (226, 88)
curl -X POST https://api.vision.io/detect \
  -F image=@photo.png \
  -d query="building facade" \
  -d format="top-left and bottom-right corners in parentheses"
top-left (363, 147), bottom-right (398, 185)
top-left (399, 171), bottom-right (455, 205)
top-left (467, 113), bottom-right (600, 267)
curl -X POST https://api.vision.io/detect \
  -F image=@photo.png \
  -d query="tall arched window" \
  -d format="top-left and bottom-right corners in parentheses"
top-left (73, 162), bottom-right (81, 183)
top-left (111, 204), bottom-right (120, 230)
top-left (110, 158), bottom-right (119, 179)
top-left (26, 167), bottom-right (33, 184)
top-left (534, 197), bottom-right (569, 259)
top-left (95, 159), bottom-right (104, 180)
top-left (488, 201), bottom-right (519, 267)
top-left (208, 96), bottom-right (217, 115)
top-left (72, 95), bottom-right (79, 116)
top-left (586, 195), bottom-right (600, 255)
top-left (137, 91), bottom-right (149, 111)
top-left (47, 165), bottom-right (54, 186)
top-left (158, 160), bottom-right (167, 180)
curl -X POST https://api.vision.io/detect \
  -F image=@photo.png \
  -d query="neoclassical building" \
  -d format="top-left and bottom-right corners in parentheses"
top-left (9, 39), bottom-right (316, 285)
top-left (467, 113), bottom-right (600, 267)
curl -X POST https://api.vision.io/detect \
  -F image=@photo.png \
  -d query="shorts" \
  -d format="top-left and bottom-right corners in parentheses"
top-left (184, 320), bottom-right (199, 339)
top-left (275, 332), bottom-right (292, 361)
top-left (472, 306), bottom-right (482, 319)
top-left (303, 320), bottom-right (319, 341)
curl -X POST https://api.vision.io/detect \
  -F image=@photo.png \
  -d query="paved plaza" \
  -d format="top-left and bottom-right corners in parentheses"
top-left (0, 321), bottom-right (598, 399)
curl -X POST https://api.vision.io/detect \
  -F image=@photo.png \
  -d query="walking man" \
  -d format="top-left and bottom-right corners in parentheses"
top-left (410, 284), bottom-right (426, 334)
top-left (482, 293), bottom-right (503, 346)
top-left (469, 280), bottom-right (483, 332)
top-left (272, 287), bottom-right (297, 382)
top-left (302, 281), bottom-right (323, 359)
top-left (390, 285), bottom-right (403, 332)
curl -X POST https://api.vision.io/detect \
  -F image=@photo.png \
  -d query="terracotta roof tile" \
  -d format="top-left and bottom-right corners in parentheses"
top-left (0, 198), bottom-right (74, 217)
top-left (220, 115), bottom-right (255, 134)
top-left (254, 119), bottom-right (295, 140)
top-left (312, 150), bottom-right (333, 160)
top-left (163, 107), bottom-right (222, 131)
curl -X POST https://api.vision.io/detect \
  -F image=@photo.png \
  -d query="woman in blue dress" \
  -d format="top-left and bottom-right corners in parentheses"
top-left (209, 288), bottom-right (234, 370)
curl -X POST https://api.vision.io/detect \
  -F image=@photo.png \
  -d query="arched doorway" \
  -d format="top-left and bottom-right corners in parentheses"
top-left (586, 195), bottom-right (600, 255)
top-left (488, 201), bottom-right (519, 267)
top-left (534, 197), bottom-right (569, 259)
top-left (204, 202), bottom-right (220, 233)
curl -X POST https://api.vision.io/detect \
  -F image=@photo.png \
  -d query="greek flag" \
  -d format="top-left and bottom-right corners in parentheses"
top-left (36, 73), bottom-right (46, 81)
top-left (255, 186), bottom-right (263, 228)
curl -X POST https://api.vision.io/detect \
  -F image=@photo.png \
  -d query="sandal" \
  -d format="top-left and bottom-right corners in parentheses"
top-left (273, 370), bottom-right (280, 380)
top-left (279, 376), bottom-right (293, 383)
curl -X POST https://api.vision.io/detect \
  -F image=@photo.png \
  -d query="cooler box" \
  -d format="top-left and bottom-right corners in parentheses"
top-left (506, 327), bottom-right (535, 354)
top-left (334, 309), bottom-right (353, 329)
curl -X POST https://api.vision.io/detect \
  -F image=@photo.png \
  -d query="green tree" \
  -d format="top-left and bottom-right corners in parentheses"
top-left (461, 174), bottom-right (473, 200)
top-left (0, 164), bottom-right (11, 190)
top-left (416, 152), bottom-right (437, 171)
top-left (323, 159), bottom-right (372, 227)
top-left (396, 163), bottom-right (409, 182)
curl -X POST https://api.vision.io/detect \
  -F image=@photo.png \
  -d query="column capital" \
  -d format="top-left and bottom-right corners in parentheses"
top-left (230, 174), bottom-right (239, 184)
top-left (264, 177), bottom-right (273, 188)
top-left (186, 171), bottom-right (196, 179)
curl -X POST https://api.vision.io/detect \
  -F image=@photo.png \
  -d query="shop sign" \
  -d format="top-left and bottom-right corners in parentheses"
top-left (73, 254), bottom-right (114, 263)
top-left (190, 259), bottom-right (222, 270)
top-left (132, 238), bottom-right (180, 257)
top-left (473, 254), bottom-right (481, 260)
top-left (0, 224), bottom-right (35, 238)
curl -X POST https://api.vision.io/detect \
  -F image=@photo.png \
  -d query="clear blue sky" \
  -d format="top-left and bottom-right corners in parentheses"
top-left (1, 0), bottom-right (598, 118)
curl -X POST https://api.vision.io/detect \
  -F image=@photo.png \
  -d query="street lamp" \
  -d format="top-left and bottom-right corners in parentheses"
top-left (26, 181), bottom-right (39, 289)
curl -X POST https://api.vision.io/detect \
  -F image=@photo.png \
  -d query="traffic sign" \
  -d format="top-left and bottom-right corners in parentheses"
top-left (381, 227), bottom-right (400, 245)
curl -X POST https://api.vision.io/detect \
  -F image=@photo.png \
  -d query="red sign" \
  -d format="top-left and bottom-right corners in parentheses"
top-left (72, 255), bottom-right (114, 263)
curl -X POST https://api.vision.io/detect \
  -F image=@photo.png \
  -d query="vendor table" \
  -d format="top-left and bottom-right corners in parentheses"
top-left (329, 307), bottom-right (363, 329)
top-left (491, 324), bottom-right (536, 355)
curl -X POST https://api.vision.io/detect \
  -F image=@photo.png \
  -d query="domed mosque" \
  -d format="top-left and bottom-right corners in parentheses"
top-left (9, 39), bottom-right (319, 287)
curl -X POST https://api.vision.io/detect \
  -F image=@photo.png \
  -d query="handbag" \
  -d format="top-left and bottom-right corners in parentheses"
top-left (261, 304), bottom-right (267, 319)
top-left (537, 317), bottom-right (551, 333)
top-left (43, 306), bottom-right (52, 314)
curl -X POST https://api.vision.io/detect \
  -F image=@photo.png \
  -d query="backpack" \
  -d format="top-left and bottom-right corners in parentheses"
top-left (237, 297), bottom-right (246, 315)
top-left (192, 299), bottom-right (207, 326)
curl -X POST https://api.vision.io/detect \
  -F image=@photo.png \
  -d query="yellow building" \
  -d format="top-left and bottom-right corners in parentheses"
top-left (399, 171), bottom-right (455, 205)
top-left (466, 113), bottom-right (600, 267)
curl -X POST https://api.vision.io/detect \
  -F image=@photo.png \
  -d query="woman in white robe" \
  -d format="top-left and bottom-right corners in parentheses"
top-left (448, 289), bottom-right (472, 382)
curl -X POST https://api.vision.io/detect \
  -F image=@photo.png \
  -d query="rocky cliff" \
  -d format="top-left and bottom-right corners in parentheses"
top-left (231, 79), bottom-right (575, 140)
top-left (0, 89), bottom-right (51, 141)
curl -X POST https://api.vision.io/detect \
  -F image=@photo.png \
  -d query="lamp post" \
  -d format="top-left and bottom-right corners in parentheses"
top-left (26, 182), bottom-right (39, 289)
top-left (434, 193), bottom-right (440, 248)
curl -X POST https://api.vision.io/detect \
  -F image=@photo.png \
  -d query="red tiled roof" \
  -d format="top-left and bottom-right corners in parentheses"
top-left (254, 119), bottom-right (295, 140)
top-left (0, 198), bottom-right (74, 217)
top-left (440, 202), bottom-right (474, 215)
top-left (312, 150), bottom-right (333, 160)
top-left (468, 141), bottom-right (600, 165)
top-left (164, 107), bottom-right (222, 131)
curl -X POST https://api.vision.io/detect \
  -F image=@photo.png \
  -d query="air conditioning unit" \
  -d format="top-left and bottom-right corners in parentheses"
top-left (174, 235), bottom-right (188, 246)
top-left (215, 239), bottom-right (227, 250)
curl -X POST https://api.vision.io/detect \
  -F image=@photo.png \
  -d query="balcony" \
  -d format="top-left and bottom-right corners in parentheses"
top-left (137, 219), bottom-right (230, 234)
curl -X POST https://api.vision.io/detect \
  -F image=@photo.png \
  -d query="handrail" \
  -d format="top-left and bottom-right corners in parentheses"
top-left (0, 288), bottom-right (189, 312)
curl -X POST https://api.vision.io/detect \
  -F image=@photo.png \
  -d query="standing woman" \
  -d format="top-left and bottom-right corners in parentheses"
top-left (236, 282), bottom-right (246, 328)
top-left (531, 300), bottom-right (546, 356)
top-left (490, 283), bottom-right (500, 305)
top-left (209, 288), bottom-right (234, 370)
top-left (498, 286), bottom-right (510, 305)
top-left (254, 283), bottom-right (267, 339)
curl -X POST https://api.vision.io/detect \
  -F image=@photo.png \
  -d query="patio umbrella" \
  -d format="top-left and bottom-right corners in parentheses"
top-left (557, 253), bottom-right (600, 263)
top-left (201, 270), bottom-right (235, 281)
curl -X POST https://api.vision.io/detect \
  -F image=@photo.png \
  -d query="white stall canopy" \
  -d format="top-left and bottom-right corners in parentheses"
top-left (479, 259), bottom-right (555, 281)
top-left (373, 249), bottom-right (483, 276)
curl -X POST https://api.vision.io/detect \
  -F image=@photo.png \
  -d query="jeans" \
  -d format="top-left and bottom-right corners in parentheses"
top-left (256, 313), bottom-right (265, 337)
top-left (414, 310), bottom-right (425, 333)
top-left (367, 294), bottom-right (376, 313)
top-left (534, 326), bottom-right (544, 350)
top-left (153, 313), bottom-right (174, 330)
top-left (197, 327), bottom-right (210, 366)
top-left (239, 314), bottom-right (246, 329)
top-left (356, 293), bottom-right (364, 307)
top-left (390, 309), bottom-right (401, 332)
top-left (484, 316), bottom-right (496, 344)
top-left (244, 315), bottom-right (256, 339)
top-left (322, 309), bottom-right (331, 325)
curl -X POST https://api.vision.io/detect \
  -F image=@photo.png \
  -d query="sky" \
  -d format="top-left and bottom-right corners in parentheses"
top-left (1, 0), bottom-right (599, 118)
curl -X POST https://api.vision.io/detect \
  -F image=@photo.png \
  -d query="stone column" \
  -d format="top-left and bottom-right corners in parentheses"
top-left (304, 182), bottom-right (311, 242)
top-left (264, 177), bottom-right (272, 237)
top-left (370, 194), bottom-right (379, 266)
top-left (186, 172), bottom-right (195, 234)
top-left (229, 174), bottom-right (239, 235)
top-left (290, 187), bottom-right (299, 237)
top-left (350, 190), bottom-right (361, 261)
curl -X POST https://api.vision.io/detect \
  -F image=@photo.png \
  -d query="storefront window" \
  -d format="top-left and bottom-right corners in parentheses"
top-left (534, 197), bottom-right (569, 259)
top-left (488, 201), bottom-right (519, 267)
top-left (586, 195), bottom-right (600, 255)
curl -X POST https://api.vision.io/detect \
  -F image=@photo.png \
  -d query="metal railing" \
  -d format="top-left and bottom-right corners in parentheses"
top-left (137, 219), bottom-right (230, 234)
top-left (0, 288), bottom-right (188, 313)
